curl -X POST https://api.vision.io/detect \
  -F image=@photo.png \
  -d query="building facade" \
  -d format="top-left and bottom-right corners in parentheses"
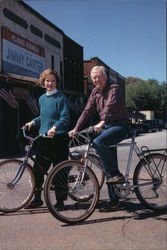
top-left (0, 1), bottom-right (64, 80)
top-left (0, 0), bottom-right (84, 157)
top-left (0, 1), bottom-right (126, 157)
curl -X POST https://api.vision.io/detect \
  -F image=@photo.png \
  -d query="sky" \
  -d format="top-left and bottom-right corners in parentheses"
top-left (24, 0), bottom-right (166, 83)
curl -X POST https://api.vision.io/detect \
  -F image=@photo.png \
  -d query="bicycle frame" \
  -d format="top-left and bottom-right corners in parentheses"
top-left (8, 127), bottom-right (50, 188)
top-left (72, 128), bottom-right (166, 194)
top-left (8, 144), bottom-right (35, 188)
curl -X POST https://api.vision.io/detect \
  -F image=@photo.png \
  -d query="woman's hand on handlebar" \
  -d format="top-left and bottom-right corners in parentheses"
top-left (48, 126), bottom-right (56, 137)
top-left (24, 121), bottom-right (35, 131)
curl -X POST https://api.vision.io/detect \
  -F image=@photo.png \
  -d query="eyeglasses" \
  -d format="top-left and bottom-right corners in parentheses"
top-left (91, 74), bottom-right (104, 81)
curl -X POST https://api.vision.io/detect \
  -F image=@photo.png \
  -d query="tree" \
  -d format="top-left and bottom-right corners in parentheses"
top-left (125, 78), bottom-right (161, 111)
top-left (159, 82), bottom-right (167, 121)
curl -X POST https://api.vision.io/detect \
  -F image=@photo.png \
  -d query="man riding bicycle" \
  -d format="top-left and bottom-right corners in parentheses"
top-left (69, 66), bottom-right (129, 212)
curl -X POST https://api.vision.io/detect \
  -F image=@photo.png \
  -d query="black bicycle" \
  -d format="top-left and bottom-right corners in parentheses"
top-left (0, 127), bottom-right (52, 213)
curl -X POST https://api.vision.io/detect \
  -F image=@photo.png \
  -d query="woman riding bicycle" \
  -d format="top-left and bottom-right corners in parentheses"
top-left (69, 66), bottom-right (129, 212)
top-left (24, 69), bottom-right (70, 210)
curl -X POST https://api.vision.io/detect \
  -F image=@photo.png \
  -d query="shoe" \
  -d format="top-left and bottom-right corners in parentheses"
top-left (106, 173), bottom-right (125, 184)
top-left (24, 199), bottom-right (43, 209)
top-left (54, 201), bottom-right (64, 211)
top-left (25, 189), bottom-right (43, 209)
top-left (99, 200), bottom-right (120, 213)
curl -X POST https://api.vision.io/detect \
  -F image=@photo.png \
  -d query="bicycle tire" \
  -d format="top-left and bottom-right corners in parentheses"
top-left (0, 159), bottom-right (35, 213)
top-left (134, 153), bottom-right (167, 211)
top-left (51, 155), bottom-right (103, 203)
top-left (44, 160), bottom-right (99, 224)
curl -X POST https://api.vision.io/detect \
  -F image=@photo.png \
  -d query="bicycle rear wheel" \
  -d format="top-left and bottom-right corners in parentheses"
top-left (0, 159), bottom-right (35, 213)
top-left (134, 153), bottom-right (167, 211)
top-left (44, 160), bottom-right (99, 224)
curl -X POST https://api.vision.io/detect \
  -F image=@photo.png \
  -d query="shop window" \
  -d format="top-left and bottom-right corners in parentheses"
top-left (44, 34), bottom-right (61, 49)
top-left (30, 24), bottom-right (43, 38)
top-left (51, 55), bottom-right (54, 70)
top-left (3, 8), bottom-right (28, 29)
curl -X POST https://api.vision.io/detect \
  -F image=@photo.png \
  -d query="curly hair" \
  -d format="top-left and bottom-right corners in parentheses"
top-left (39, 69), bottom-right (61, 87)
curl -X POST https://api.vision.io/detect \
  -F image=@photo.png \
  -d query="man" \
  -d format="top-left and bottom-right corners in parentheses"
top-left (69, 66), bottom-right (129, 212)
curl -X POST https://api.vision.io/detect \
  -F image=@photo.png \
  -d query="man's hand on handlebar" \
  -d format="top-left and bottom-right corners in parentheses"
top-left (68, 128), bottom-right (77, 137)
top-left (68, 121), bottom-right (105, 137)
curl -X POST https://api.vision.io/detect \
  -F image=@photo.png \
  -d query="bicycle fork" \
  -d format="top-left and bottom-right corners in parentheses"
top-left (7, 147), bottom-right (31, 189)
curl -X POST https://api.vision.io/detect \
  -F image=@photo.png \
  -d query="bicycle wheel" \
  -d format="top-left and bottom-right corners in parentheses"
top-left (44, 160), bottom-right (99, 224)
top-left (134, 153), bottom-right (167, 211)
top-left (0, 159), bottom-right (35, 213)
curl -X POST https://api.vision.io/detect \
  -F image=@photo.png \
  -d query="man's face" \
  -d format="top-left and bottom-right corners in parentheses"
top-left (91, 70), bottom-right (107, 90)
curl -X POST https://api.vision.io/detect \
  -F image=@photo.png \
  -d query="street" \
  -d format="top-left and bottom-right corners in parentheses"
top-left (0, 130), bottom-right (167, 250)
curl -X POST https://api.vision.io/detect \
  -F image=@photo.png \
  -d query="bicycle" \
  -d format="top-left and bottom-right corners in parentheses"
top-left (0, 127), bottom-right (52, 213)
top-left (44, 126), bottom-right (167, 224)
top-left (68, 129), bottom-right (105, 190)
top-left (0, 126), bottom-right (102, 213)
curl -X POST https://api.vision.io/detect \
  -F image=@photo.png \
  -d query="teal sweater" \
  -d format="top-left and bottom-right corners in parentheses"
top-left (33, 91), bottom-right (70, 135)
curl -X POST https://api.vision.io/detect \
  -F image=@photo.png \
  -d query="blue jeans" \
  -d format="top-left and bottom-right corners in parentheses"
top-left (92, 121), bottom-right (129, 202)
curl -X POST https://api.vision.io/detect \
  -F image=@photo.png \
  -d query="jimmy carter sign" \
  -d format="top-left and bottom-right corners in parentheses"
top-left (2, 27), bottom-right (45, 78)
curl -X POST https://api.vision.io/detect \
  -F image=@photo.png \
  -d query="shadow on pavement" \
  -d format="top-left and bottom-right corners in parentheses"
top-left (0, 206), bottom-right (49, 216)
top-left (62, 200), bottom-right (167, 227)
top-left (0, 200), bottom-right (166, 225)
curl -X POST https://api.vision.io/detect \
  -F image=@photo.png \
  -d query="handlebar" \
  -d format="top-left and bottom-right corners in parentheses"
top-left (21, 126), bottom-right (51, 144)
top-left (69, 126), bottom-right (97, 148)
top-left (72, 126), bottom-right (95, 136)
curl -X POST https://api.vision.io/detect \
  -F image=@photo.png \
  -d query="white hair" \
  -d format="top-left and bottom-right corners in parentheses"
top-left (90, 66), bottom-right (107, 79)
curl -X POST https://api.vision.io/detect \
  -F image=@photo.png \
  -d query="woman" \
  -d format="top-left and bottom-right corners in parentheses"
top-left (25, 69), bottom-right (70, 210)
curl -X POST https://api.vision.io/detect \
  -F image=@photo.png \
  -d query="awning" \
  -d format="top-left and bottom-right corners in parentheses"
top-left (26, 94), bottom-right (39, 116)
top-left (0, 88), bottom-right (18, 108)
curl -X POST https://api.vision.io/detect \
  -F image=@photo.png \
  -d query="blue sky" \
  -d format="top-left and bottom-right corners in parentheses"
top-left (24, 0), bottom-right (166, 83)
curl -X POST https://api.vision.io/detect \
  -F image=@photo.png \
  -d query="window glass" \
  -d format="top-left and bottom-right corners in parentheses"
top-left (3, 8), bottom-right (28, 29)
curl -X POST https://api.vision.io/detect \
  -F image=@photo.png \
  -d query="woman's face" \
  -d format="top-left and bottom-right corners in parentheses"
top-left (44, 74), bottom-right (57, 92)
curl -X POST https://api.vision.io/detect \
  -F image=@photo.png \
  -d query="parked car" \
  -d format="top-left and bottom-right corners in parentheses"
top-left (142, 119), bottom-right (165, 133)
top-left (128, 119), bottom-right (166, 135)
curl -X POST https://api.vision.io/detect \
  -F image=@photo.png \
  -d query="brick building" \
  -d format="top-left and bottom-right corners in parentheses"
top-left (84, 57), bottom-right (125, 96)
top-left (0, 0), bottom-right (84, 157)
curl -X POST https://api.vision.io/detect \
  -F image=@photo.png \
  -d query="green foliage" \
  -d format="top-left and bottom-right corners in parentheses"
top-left (125, 77), bottom-right (166, 117)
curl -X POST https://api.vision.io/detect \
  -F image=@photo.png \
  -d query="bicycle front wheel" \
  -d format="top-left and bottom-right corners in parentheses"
top-left (44, 160), bottom-right (99, 224)
top-left (0, 159), bottom-right (35, 213)
top-left (134, 153), bottom-right (167, 211)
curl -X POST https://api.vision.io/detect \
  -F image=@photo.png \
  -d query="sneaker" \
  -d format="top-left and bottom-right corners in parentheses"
top-left (106, 173), bottom-right (125, 184)
top-left (54, 201), bottom-right (64, 211)
top-left (99, 200), bottom-right (120, 213)
top-left (24, 199), bottom-right (43, 209)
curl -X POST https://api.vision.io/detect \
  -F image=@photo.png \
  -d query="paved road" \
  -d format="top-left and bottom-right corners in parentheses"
top-left (0, 130), bottom-right (166, 250)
